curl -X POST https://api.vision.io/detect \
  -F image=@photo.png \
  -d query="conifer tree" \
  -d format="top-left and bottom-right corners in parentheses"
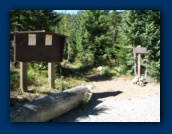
top-left (10, 10), bottom-right (60, 31)
top-left (58, 13), bottom-right (74, 61)
top-left (82, 10), bottom-right (114, 65)
top-left (116, 10), bottom-right (160, 80)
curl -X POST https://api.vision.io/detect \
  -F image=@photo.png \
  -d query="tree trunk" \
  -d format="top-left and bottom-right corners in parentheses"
top-left (67, 43), bottom-right (70, 61)
top-left (10, 85), bottom-right (92, 122)
top-left (67, 52), bottom-right (70, 61)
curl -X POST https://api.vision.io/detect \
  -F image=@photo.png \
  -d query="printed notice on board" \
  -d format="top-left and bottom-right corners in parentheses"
top-left (28, 34), bottom-right (36, 46)
top-left (45, 35), bottom-right (52, 45)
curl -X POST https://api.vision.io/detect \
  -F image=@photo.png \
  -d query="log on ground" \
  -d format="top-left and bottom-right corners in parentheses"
top-left (10, 85), bottom-right (92, 122)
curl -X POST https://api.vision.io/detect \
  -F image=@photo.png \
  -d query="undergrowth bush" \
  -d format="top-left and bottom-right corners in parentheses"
top-left (99, 66), bottom-right (119, 77)
top-left (10, 69), bottom-right (20, 90)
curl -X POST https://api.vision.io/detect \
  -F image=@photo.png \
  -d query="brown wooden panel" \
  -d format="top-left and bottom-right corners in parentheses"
top-left (12, 31), bottom-right (66, 62)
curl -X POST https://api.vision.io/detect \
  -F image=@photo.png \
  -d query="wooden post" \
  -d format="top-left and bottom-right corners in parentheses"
top-left (138, 53), bottom-right (141, 79)
top-left (20, 62), bottom-right (27, 92)
top-left (137, 46), bottom-right (141, 79)
top-left (134, 53), bottom-right (137, 76)
top-left (48, 62), bottom-right (55, 89)
top-left (133, 46), bottom-right (147, 79)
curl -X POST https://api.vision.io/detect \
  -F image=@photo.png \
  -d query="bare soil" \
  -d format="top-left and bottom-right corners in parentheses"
top-left (88, 75), bottom-right (160, 100)
top-left (10, 74), bottom-right (160, 122)
top-left (52, 75), bottom-right (160, 122)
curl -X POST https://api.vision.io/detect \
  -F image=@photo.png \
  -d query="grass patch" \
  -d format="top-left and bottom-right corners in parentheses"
top-left (55, 77), bottom-right (86, 91)
top-left (10, 69), bottom-right (20, 90)
top-left (10, 62), bottom-right (87, 94)
top-left (95, 66), bottom-right (120, 77)
top-left (27, 68), bottom-right (49, 86)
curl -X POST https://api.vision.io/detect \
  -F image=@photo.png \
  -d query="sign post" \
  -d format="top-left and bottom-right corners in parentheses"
top-left (138, 53), bottom-right (141, 78)
top-left (48, 62), bottom-right (55, 89)
top-left (133, 46), bottom-right (147, 79)
top-left (20, 62), bottom-right (27, 92)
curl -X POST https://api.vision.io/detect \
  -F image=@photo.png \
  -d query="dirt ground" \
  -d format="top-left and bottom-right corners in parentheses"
top-left (87, 75), bottom-right (160, 100)
top-left (10, 74), bottom-right (160, 122)
top-left (52, 75), bottom-right (160, 122)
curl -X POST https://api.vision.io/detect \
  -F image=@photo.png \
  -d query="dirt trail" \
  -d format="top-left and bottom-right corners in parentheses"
top-left (53, 76), bottom-right (160, 122)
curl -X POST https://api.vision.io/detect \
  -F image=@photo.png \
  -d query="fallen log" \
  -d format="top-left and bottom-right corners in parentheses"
top-left (10, 85), bottom-right (92, 122)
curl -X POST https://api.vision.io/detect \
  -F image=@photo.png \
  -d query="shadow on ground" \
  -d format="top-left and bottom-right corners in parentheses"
top-left (52, 91), bottom-right (123, 122)
top-left (87, 74), bottom-right (112, 82)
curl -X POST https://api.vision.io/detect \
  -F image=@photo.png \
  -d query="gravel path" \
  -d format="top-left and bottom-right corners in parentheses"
top-left (53, 76), bottom-right (160, 122)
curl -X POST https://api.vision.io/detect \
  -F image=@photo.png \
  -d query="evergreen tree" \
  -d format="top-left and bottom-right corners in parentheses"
top-left (58, 13), bottom-right (74, 61)
top-left (10, 10), bottom-right (61, 32)
top-left (116, 10), bottom-right (160, 81)
top-left (74, 11), bottom-right (87, 62)
top-left (82, 10), bottom-right (114, 65)
top-left (110, 10), bottom-right (122, 45)
top-left (116, 10), bottom-right (148, 75)
top-left (141, 10), bottom-right (160, 81)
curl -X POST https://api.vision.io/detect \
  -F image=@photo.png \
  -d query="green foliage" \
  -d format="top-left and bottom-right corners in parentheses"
top-left (74, 11), bottom-right (86, 61)
top-left (58, 13), bottom-right (77, 62)
top-left (27, 62), bottom-right (49, 86)
top-left (115, 10), bottom-right (160, 81)
top-left (82, 10), bottom-right (115, 65)
top-left (10, 69), bottom-right (20, 90)
top-left (55, 77), bottom-right (86, 91)
top-left (10, 64), bottom-right (46, 91)
top-left (99, 66), bottom-right (119, 76)
top-left (10, 10), bottom-right (160, 93)
top-left (10, 10), bottom-right (61, 31)
top-left (10, 62), bottom-right (86, 93)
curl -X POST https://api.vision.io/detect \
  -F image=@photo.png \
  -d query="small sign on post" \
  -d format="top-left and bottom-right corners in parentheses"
top-left (133, 46), bottom-right (147, 79)
top-left (133, 47), bottom-right (147, 54)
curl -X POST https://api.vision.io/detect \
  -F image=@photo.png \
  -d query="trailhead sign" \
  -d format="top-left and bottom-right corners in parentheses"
top-left (10, 30), bottom-right (66, 91)
top-left (11, 30), bottom-right (66, 62)
top-left (133, 47), bottom-right (147, 54)
top-left (133, 46), bottom-right (147, 79)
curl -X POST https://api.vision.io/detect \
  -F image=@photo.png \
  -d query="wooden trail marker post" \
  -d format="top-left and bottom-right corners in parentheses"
top-left (11, 30), bottom-right (66, 91)
top-left (138, 53), bottom-right (141, 78)
top-left (48, 62), bottom-right (55, 89)
top-left (133, 46), bottom-right (147, 79)
top-left (20, 62), bottom-right (27, 92)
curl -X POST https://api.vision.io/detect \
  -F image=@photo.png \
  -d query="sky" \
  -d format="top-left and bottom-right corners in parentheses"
top-left (54, 10), bottom-right (78, 14)
top-left (54, 10), bottom-right (124, 14)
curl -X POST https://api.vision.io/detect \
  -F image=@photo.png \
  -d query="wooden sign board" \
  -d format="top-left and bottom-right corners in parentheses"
top-left (11, 30), bottom-right (66, 62)
top-left (133, 47), bottom-right (147, 54)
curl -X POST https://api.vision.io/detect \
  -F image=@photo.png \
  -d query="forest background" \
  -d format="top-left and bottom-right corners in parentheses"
top-left (10, 10), bottom-right (160, 92)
